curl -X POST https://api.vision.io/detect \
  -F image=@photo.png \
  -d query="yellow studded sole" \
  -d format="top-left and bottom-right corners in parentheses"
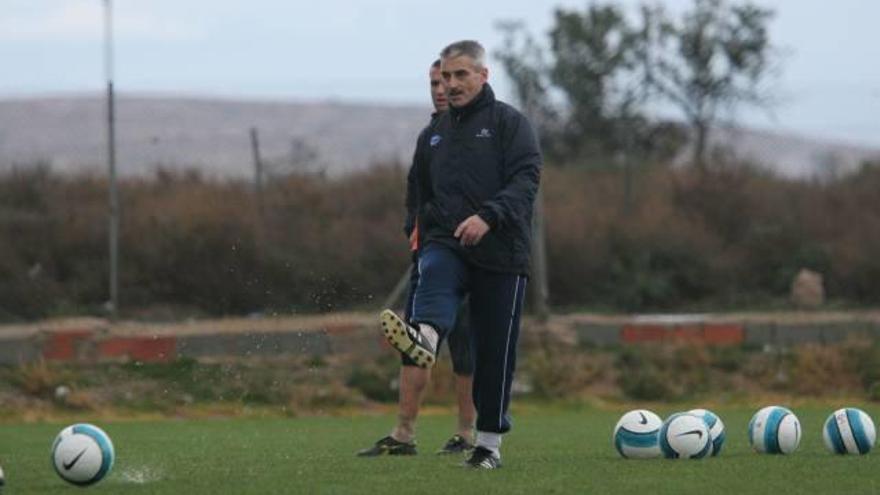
top-left (380, 309), bottom-right (435, 368)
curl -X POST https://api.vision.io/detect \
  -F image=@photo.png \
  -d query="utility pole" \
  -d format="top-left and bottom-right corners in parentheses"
top-left (530, 185), bottom-right (550, 321)
top-left (381, 265), bottom-right (412, 311)
top-left (250, 127), bottom-right (265, 218)
top-left (523, 95), bottom-right (550, 320)
top-left (103, 0), bottom-right (119, 319)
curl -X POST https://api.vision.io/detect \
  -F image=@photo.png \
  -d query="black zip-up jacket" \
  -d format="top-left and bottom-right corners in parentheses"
top-left (404, 84), bottom-right (542, 275)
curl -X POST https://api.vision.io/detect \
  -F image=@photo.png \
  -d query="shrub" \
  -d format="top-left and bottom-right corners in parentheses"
top-left (523, 346), bottom-right (607, 399)
top-left (345, 356), bottom-right (398, 403)
top-left (2, 159), bottom-right (880, 318)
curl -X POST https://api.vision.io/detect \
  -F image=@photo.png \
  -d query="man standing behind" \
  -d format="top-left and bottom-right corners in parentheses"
top-left (380, 40), bottom-right (542, 469)
top-left (358, 60), bottom-right (476, 457)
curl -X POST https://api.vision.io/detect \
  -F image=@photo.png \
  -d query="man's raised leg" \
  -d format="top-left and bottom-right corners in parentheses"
top-left (381, 243), bottom-right (468, 368)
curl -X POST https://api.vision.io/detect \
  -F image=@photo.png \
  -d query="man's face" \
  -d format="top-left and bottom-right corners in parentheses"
top-left (440, 55), bottom-right (488, 108)
top-left (429, 66), bottom-right (448, 113)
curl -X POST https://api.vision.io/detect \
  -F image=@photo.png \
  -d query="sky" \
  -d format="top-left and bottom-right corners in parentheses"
top-left (3, 0), bottom-right (879, 146)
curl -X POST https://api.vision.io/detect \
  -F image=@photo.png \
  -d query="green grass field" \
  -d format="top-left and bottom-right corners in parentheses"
top-left (1, 405), bottom-right (879, 494)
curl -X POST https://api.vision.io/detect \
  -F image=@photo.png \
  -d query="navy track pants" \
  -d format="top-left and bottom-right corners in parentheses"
top-left (408, 242), bottom-right (527, 434)
top-left (403, 262), bottom-right (474, 376)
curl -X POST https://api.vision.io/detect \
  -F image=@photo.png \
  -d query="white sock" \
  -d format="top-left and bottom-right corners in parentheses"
top-left (476, 431), bottom-right (502, 458)
top-left (418, 323), bottom-right (439, 350)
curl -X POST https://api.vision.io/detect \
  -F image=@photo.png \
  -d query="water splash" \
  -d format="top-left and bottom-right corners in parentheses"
top-left (120, 466), bottom-right (164, 484)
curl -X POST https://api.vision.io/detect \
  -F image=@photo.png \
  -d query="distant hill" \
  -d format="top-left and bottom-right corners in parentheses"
top-left (698, 126), bottom-right (880, 179)
top-left (0, 94), bottom-right (430, 178)
top-left (0, 94), bottom-right (877, 179)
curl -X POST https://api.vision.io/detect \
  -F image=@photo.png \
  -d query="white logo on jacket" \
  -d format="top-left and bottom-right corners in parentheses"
top-left (475, 128), bottom-right (493, 138)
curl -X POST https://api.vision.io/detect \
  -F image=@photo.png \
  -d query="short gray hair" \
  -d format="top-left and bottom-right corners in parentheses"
top-left (440, 40), bottom-right (486, 68)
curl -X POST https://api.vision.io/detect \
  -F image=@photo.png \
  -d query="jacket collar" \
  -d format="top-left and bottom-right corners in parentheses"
top-left (449, 83), bottom-right (495, 119)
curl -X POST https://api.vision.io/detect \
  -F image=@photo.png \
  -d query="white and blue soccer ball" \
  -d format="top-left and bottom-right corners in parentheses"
top-left (748, 406), bottom-right (801, 454)
top-left (823, 408), bottom-right (876, 455)
top-left (688, 408), bottom-right (726, 456)
top-left (51, 423), bottom-right (115, 486)
top-left (613, 409), bottom-right (663, 459)
top-left (659, 412), bottom-right (711, 459)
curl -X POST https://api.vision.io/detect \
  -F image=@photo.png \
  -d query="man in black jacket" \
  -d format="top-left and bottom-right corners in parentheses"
top-left (381, 40), bottom-right (542, 469)
top-left (358, 60), bottom-right (476, 458)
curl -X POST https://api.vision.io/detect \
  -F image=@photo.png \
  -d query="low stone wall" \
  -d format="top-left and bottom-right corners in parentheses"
top-left (568, 312), bottom-right (880, 347)
top-left (1, 311), bottom-right (880, 365)
top-left (0, 314), bottom-right (382, 365)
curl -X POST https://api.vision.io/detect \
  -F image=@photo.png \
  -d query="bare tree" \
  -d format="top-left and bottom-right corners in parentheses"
top-left (494, 21), bottom-right (559, 154)
top-left (640, 0), bottom-right (776, 170)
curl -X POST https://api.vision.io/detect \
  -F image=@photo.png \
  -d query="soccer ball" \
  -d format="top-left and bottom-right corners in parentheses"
top-left (748, 406), bottom-right (801, 454)
top-left (51, 424), bottom-right (115, 486)
top-left (688, 408), bottom-right (726, 456)
top-left (613, 409), bottom-right (663, 459)
top-left (823, 408), bottom-right (876, 455)
top-left (659, 412), bottom-right (711, 459)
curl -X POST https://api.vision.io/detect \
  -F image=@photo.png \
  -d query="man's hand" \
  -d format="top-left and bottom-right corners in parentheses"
top-left (454, 215), bottom-right (490, 247)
